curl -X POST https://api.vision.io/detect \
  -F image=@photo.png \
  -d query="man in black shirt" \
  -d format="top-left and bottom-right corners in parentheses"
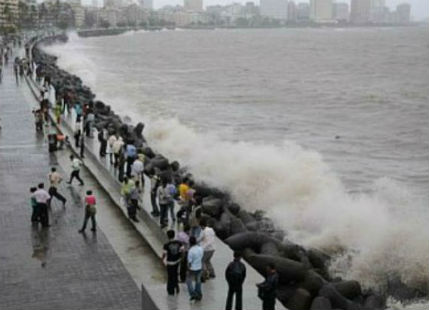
top-left (162, 230), bottom-right (184, 295)
top-left (225, 252), bottom-right (246, 310)
top-left (257, 263), bottom-right (279, 310)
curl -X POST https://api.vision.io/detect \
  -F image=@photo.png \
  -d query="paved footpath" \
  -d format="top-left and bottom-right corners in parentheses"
top-left (0, 55), bottom-right (142, 309)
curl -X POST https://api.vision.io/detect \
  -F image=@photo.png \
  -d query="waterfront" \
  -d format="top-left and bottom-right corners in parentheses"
top-left (44, 27), bottom-right (429, 293)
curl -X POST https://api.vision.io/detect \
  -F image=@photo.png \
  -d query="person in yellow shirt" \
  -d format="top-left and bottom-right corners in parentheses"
top-left (179, 177), bottom-right (190, 202)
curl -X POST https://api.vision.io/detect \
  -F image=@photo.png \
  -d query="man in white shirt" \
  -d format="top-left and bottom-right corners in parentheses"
top-left (48, 167), bottom-right (66, 207)
top-left (199, 218), bottom-right (216, 281)
top-left (67, 155), bottom-right (84, 186)
top-left (34, 183), bottom-right (51, 227)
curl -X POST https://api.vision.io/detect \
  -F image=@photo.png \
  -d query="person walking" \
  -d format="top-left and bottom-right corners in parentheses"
top-left (33, 183), bottom-right (51, 228)
top-left (78, 190), bottom-right (97, 233)
top-left (67, 155), bottom-right (84, 186)
top-left (162, 230), bottom-right (184, 296)
top-left (199, 219), bottom-right (216, 281)
top-left (157, 179), bottom-right (176, 228)
top-left (186, 236), bottom-right (204, 302)
top-left (225, 252), bottom-right (247, 310)
top-left (257, 263), bottom-right (279, 310)
top-left (48, 167), bottom-right (67, 207)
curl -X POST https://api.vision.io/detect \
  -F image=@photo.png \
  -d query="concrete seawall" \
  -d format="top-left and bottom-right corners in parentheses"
top-left (26, 35), bottom-right (285, 310)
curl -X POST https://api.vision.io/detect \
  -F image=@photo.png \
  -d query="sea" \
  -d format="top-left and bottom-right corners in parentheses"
top-left (43, 27), bottom-right (429, 307)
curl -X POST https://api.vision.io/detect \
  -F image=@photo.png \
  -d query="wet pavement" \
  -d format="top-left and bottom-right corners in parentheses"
top-left (0, 57), bottom-right (141, 309)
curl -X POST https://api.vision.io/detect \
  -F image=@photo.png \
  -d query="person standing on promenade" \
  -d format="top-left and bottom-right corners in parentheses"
top-left (157, 178), bottom-right (176, 228)
top-left (48, 167), bottom-right (67, 208)
top-left (187, 236), bottom-right (204, 302)
top-left (98, 127), bottom-right (107, 158)
top-left (131, 154), bottom-right (144, 192)
top-left (67, 155), bottom-right (84, 186)
top-left (78, 190), bottom-right (97, 233)
top-left (150, 169), bottom-right (161, 217)
top-left (177, 225), bottom-right (191, 283)
top-left (162, 230), bottom-right (184, 296)
top-left (13, 59), bottom-right (19, 85)
top-left (125, 141), bottom-right (137, 178)
top-left (33, 183), bottom-right (51, 228)
top-left (112, 136), bottom-right (124, 168)
top-left (74, 120), bottom-right (82, 148)
top-left (257, 263), bottom-right (279, 310)
top-left (29, 187), bottom-right (39, 223)
top-left (199, 219), bottom-right (216, 281)
top-left (121, 176), bottom-right (135, 217)
top-left (107, 133), bottom-right (117, 165)
top-left (225, 252), bottom-right (246, 310)
top-left (128, 181), bottom-right (141, 222)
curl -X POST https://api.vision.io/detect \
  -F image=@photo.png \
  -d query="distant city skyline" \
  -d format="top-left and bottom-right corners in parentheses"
top-left (76, 0), bottom-right (428, 20)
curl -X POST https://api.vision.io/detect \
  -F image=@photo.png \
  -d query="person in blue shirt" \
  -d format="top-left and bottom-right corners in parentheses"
top-left (186, 236), bottom-right (204, 302)
top-left (125, 142), bottom-right (137, 178)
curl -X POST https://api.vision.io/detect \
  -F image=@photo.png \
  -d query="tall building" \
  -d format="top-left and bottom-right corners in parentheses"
top-left (184, 0), bottom-right (203, 12)
top-left (350, 0), bottom-right (371, 24)
top-left (310, 0), bottom-right (333, 22)
top-left (0, 0), bottom-right (19, 28)
top-left (260, 0), bottom-right (288, 21)
top-left (288, 1), bottom-right (297, 22)
top-left (370, 0), bottom-right (385, 9)
top-left (297, 2), bottom-right (310, 21)
top-left (332, 2), bottom-right (349, 21)
top-left (396, 3), bottom-right (410, 24)
top-left (68, 0), bottom-right (85, 28)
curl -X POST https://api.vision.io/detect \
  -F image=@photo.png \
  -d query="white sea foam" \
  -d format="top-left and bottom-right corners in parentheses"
top-left (42, 34), bottom-right (429, 296)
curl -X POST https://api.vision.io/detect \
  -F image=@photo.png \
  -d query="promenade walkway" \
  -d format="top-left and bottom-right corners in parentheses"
top-left (0, 54), bottom-right (142, 309)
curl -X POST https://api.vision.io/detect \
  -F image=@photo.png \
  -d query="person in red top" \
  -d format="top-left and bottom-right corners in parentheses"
top-left (78, 190), bottom-right (97, 233)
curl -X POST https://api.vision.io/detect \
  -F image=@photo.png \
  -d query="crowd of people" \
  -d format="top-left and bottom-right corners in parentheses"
top-left (24, 35), bottom-right (281, 310)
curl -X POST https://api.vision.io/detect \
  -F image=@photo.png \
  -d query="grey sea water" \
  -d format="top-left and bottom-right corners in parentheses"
top-left (45, 27), bottom-right (429, 295)
top-left (53, 27), bottom-right (429, 200)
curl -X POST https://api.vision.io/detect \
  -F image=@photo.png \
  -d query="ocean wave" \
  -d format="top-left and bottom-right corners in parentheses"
top-left (43, 33), bottom-right (429, 295)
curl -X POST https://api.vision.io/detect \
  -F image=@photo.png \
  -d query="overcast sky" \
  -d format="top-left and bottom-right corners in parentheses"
top-left (81, 0), bottom-right (428, 20)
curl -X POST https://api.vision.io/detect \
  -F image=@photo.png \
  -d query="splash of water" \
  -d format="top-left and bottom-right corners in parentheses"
top-left (42, 34), bottom-right (429, 295)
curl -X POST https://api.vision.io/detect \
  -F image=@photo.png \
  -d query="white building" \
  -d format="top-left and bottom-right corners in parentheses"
top-left (260, 0), bottom-right (288, 21)
top-left (310, 0), bottom-right (333, 22)
top-left (139, 0), bottom-right (153, 10)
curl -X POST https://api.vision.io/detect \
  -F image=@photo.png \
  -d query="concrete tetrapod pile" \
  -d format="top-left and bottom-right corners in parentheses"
top-left (31, 34), bottom-right (425, 310)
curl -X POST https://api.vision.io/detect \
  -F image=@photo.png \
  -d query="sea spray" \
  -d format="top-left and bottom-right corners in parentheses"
top-left (42, 34), bottom-right (429, 297)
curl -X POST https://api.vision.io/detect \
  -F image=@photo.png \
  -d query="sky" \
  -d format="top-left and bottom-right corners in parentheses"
top-left (80, 0), bottom-right (429, 20)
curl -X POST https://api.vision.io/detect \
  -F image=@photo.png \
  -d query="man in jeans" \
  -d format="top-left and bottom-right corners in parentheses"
top-left (78, 190), bottom-right (97, 233)
top-left (48, 167), bottom-right (67, 207)
top-left (257, 263), bottom-right (279, 310)
top-left (199, 219), bottom-right (216, 281)
top-left (187, 236), bottom-right (204, 302)
top-left (225, 252), bottom-right (246, 310)
top-left (67, 155), bottom-right (84, 186)
top-left (162, 230), bottom-right (184, 295)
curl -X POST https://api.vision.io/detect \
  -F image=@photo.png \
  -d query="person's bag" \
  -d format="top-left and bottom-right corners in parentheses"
top-left (257, 284), bottom-right (265, 300)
